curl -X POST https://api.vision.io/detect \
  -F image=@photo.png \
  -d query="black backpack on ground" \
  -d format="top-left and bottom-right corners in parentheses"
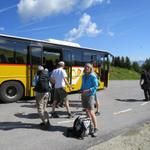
top-left (67, 116), bottom-right (93, 139)
top-left (34, 70), bottom-right (51, 93)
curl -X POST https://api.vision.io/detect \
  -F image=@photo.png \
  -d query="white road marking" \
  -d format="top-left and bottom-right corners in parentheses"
top-left (141, 102), bottom-right (149, 106)
top-left (57, 119), bottom-right (74, 124)
top-left (113, 108), bottom-right (132, 115)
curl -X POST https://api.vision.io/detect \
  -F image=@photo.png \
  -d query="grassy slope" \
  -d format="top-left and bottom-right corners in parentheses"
top-left (110, 66), bottom-right (140, 80)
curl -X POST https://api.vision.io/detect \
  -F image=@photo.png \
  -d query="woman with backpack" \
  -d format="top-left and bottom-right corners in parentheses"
top-left (80, 63), bottom-right (98, 137)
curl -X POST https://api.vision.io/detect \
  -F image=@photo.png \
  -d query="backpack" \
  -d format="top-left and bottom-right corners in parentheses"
top-left (34, 70), bottom-right (51, 93)
top-left (67, 116), bottom-right (93, 139)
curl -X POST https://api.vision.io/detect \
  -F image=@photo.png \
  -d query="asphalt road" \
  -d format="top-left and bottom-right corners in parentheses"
top-left (0, 80), bottom-right (150, 150)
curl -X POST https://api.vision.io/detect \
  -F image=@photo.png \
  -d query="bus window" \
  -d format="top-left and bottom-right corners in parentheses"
top-left (14, 42), bottom-right (27, 64)
top-left (0, 54), bottom-right (8, 63)
top-left (71, 50), bottom-right (82, 66)
top-left (43, 50), bottom-right (61, 72)
top-left (0, 38), bottom-right (15, 64)
top-left (0, 38), bottom-right (27, 64)
top-left (82, 51), bottom-right (96, 64)
top-left (83, 51), bottom-right (92, 64)
top-left (63, 50), bottom-right (72, 66)
top-left (31, 47), bottom-right (42, 65)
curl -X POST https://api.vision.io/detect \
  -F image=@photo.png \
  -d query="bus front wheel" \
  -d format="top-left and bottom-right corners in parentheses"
top-left (0, 81), bottom-right (24, 103)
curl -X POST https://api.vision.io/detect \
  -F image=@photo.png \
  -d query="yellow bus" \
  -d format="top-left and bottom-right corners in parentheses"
top-left (0, 34), bottom-right (112, 103)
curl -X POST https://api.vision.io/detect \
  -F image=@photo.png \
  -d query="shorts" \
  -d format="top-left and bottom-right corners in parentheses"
top-left (53, 88), bottom-right (68, 102)
top-left (35, 92), bottom-right (49, 112)
top-left (95, 93), bottom-right (97, 102)
top-left (81, 94), bottom-right (95, 110)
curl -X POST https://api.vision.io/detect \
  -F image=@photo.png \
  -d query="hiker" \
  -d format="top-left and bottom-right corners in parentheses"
top-left (50, 61), bottom-right (74, 118)
top-left (33, 66), bottom-right (51, 130)
top-left (80, 63), bottom-right (98, 137)
top-left (140, 69), bottom-right (150, 101)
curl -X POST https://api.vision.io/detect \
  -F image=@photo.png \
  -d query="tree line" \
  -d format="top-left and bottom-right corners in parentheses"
top-left (111, 56), bottom-right (150, 73)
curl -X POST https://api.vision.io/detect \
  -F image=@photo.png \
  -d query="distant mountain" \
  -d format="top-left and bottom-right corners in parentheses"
top-left (137, 60), bottom-right (145, 66)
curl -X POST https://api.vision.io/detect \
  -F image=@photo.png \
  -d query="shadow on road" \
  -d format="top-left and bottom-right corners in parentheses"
top-left (115, 98), bottom-right (145, 102)
top-left (14, 112), bottom-right (39, 119)
top-left (14, 111), bottom-right (85, 120)
top-left (16, 99), bottom-right (82, 109)
top-left (50, 125), bottom-right (67, 133)
top-left (0, 121), bottom-right (39, 130)
top-left (0, 121), bottom-right (68, 136)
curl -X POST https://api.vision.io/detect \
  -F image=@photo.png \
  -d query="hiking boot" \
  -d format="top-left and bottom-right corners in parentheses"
top-left (39, 122), bottom-right (45, 127)
top-left (68, 112), bottom-right (74, 118)
top-left (144, 98), bottom-right (149, 101)
top-left (82, 108), bottom-right (86, 112)
top-left (51, 112), bottom-right (59, 118)
top-left (91, 128), bottom-right (98, 137)
top-left (45, 121), bottom-right (51, 129)
top-left (95, 111), bottom-right (100, 116)
top-left (39, 121), bottom-right (51, 130)
top-left (59, 103), bottom-right (64, 108)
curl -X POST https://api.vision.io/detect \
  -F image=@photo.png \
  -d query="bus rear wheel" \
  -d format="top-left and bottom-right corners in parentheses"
top-left (0, 81), bottom-right (24, 103)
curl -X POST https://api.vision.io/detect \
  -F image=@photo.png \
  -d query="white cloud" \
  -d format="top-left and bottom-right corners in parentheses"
top-left (65, 13), bottom-right (102, 41)
top-left (17, 0), bottom-right (111, 21)
top-left (17, 0), bottom-right (77, 21)
top-left (81, 0), bottom-right (111, 9)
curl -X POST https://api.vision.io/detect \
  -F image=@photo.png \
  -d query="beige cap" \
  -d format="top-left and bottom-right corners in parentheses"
top-left (38, 65), bottom-right (44, 71)
top-left (58, 61), bottom-right (65, 66)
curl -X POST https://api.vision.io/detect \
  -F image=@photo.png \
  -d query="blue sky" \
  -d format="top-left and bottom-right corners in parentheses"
top-left (0, 0), bottom-right (150, 61)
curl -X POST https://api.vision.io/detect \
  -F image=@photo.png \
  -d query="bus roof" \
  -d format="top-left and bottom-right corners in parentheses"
top-left (0, 34), bottom-right (112, 56)
top-left (47, 39), bottom-right (80, 47)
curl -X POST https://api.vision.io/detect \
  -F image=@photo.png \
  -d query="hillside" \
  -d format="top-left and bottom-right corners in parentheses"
top-left (109, 66), bottom-right (140, 80)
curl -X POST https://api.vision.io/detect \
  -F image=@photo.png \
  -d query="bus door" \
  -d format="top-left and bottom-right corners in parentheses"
top-left (43, 49), bottom-right (61, 73)
top-left (63, 49), bottom-right (76, 92)
top-left (63, 50), bottom-right (72, 92)
top-left (101, 55), bottom-right (109, 87)
top-left (28, 45), bottom-right (43, 96)
top-left (96, 53), bottom-right (108, 88)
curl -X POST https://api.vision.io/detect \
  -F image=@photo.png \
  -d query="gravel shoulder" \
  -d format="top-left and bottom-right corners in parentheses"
top-left (87, 122), bottom-right (150, 150)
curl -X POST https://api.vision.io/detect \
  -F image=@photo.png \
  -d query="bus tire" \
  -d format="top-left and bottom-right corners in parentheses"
top-left (0, 81), bottom-right (24, 103)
